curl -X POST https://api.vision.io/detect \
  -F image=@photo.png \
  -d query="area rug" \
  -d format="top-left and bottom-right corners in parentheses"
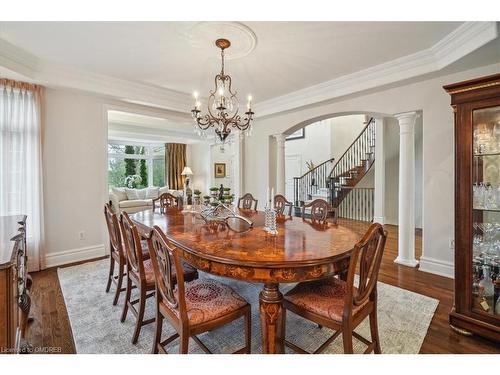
top-left (58, 259), bottom-right (438, 354)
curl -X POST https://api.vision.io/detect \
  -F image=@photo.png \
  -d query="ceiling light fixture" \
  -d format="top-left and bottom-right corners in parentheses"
top-left (191, 38), bottom-right (254, 143)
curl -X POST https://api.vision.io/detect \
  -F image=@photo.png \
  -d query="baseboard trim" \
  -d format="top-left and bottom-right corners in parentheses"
top-left (43, 244), bottom-right (107, 269)
top-left (419, 256), bottom-right (454, 279)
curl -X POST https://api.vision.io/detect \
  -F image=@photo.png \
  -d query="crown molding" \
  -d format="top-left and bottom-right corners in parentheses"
top-left (0, 22), bottom-right (497, 117)
top-left (0, 38), bottom-right (38, 78)
top-left (0, 38), bottom-right (192, 112)
top-left (255, 21), bottom-right (498, 118)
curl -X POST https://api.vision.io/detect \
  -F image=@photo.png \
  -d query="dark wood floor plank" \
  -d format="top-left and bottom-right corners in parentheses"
top-left (25, 223), bottom-right (499, 354)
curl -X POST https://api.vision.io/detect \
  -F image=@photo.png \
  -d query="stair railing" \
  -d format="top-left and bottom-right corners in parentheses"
top-left (327, 117), bottom-right (375, 182)
top-left (337, 187), bottom-right (374, 222)
top-left (293, 157), bottom-right (335, 207)
top-left (292, 117), bottom-right (375, 208)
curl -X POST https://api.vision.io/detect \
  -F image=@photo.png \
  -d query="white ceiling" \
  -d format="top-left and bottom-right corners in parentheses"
top-left (0, 21), bottom-right (497, 116)
top-left (0, 21), bottom-right (463, 102)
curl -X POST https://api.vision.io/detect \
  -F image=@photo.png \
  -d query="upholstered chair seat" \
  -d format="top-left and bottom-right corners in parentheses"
top-left (284, 278), bottom-right (367, 323)
top-left (165, 279), bottom-right (248, 326)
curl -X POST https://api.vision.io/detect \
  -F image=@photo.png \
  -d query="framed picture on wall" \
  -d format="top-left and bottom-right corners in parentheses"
top-left (214, 163), bottom-right (226, 178)
top-left (286, 128), bottom-right (305, 141)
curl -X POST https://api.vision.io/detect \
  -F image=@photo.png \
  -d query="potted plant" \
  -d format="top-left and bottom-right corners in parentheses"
top-left (203, 195), bottom-right (211, 205)
top-left (193, 189), bottom-right (201, 197)
top-left (222, 194), bottom-right (232, 204)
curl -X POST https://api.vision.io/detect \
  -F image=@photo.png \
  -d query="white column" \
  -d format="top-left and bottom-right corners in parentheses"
top-left (394, 111), bottom-right (418, 267)
top-left (273, 134), bottom-right (286, 195)
top-left (234, 131), bottom-right (245, 199)
top-left (373, 118), bottom-right (385, 224)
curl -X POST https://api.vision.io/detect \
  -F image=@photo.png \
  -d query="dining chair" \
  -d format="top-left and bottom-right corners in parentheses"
top-left (147, 225), bottom-right (252, 354)
top-left (157, 192), bottom-right (179, 214)
top-left (283, 222), bottom-right (387, 354)
top-left (119, 212), bottom-right (198, 344)
top-left (301, 198), bottom-right (337, 224)
top-left (104, 203), bottom-right (127, 305)
top-left (237, 193), bottom-right (258, 211)
top-left (274, 194), bottom-right (293, 217)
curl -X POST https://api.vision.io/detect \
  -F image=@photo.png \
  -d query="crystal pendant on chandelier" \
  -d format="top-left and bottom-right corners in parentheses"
top-left (191, 38), bottom-right (254, 143)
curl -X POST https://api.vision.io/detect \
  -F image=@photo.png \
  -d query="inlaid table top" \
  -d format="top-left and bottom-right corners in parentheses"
top-left (130, 207), bottom-right (359, 269)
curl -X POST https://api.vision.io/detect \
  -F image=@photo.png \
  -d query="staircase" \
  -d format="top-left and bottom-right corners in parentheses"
top-left (293, 117), bottom-right (376, 219)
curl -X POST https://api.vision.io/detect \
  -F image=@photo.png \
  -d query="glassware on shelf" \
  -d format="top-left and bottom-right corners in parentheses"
top-left (473, 182), bottom-right (500, 210)
top-left (478, 265), bottom-right (495, 314)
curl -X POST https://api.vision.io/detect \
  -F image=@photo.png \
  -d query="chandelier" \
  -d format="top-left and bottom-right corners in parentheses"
top-left (191, 38), bottom-right (254, 143)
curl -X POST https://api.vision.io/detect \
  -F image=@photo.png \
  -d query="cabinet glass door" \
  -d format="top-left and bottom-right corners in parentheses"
top-left (472, 105), bottom-right (500, 317)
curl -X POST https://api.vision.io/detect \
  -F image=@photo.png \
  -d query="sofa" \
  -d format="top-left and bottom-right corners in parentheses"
top-left (109, 186), bottom-right (183, 214)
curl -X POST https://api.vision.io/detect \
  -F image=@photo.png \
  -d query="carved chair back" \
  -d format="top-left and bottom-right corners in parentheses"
top-left (147, 226), bottom-right (187, 322)
top-left (238, 193), bottom-right (258, 211)
top-left (301, 199), bottom-right (334, 224)
top-left (104, 203), bottom-right (123, 259)
top-left (119, 212), bottom-right (146, 276)
top-left (274, 194), bottom-right (292, 216)
top-left (344, 222), bottom-right (387, 311)
top-left (159, 192), bottom-right (178, 213)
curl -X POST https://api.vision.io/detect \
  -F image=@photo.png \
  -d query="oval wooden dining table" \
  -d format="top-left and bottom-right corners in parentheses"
top-left (130, 207), bottom-right (360, 354)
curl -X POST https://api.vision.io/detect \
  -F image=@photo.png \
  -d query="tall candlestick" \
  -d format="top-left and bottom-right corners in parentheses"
top-left (271, 188), bottom-right (274, 208)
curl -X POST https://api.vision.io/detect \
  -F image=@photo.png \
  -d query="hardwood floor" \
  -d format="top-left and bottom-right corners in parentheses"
top-left (25, 221), bottom-right (499, 354)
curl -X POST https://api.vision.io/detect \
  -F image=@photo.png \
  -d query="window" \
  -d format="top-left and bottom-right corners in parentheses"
top-left (108, 142), bottom-right (165, 189)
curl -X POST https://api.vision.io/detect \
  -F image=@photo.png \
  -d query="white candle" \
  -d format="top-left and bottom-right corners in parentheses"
top-left (266, 187), bottom-right (270, 207)
top-left (271, 188), bottom-right (274, 208)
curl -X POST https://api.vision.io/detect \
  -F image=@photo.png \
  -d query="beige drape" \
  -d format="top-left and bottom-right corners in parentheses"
top-left (165, 143), bottom-right (186, 190)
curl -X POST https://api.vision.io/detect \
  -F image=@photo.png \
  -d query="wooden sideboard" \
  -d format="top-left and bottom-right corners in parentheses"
top-left (0, 215), bottom-right (31, 354)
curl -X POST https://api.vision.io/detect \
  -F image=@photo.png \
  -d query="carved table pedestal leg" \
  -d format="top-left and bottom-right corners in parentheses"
top-left (259, 282), bottom-right (284, 354)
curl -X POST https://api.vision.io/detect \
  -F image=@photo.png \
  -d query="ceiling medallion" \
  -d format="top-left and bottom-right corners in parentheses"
top-left (191, 38), bottom-right (254, 143)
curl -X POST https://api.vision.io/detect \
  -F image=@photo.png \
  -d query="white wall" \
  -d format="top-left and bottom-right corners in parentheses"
top-left (329, 115), bottom-right (367, 162)
top-left (188, 143), bottom-right (211, 194)
top-left (284, 114), bottom-right (367, 172)
top-left (245, 62), bottom-right (500, 279)
top-left (285, 120), bottom-right (331, 172)
top-left (41, 88), bottom-right (205, 268)
top-left (42, 88), bottom-right (108, 267)
top-left (210, 142), bottom-right (236, 191)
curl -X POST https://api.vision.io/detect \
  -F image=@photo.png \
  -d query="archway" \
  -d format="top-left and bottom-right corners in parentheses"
top-left (272, 110), bottom-right (422, 268)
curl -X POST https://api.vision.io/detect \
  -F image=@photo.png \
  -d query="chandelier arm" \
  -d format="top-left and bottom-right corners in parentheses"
top-left (195, 115), bottom-right (213, 129)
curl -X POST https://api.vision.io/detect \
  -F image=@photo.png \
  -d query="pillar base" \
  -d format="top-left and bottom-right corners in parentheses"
top-left (394, 257), bottom-right (419, 268)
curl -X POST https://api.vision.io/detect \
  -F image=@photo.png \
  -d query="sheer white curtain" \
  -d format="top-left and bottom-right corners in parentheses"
top-left (0, 80), bottom-right (44, 271)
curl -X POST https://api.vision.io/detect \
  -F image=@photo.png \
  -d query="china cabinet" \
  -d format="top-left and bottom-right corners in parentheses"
top-left (444, 73), bottom-right (500, 342)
